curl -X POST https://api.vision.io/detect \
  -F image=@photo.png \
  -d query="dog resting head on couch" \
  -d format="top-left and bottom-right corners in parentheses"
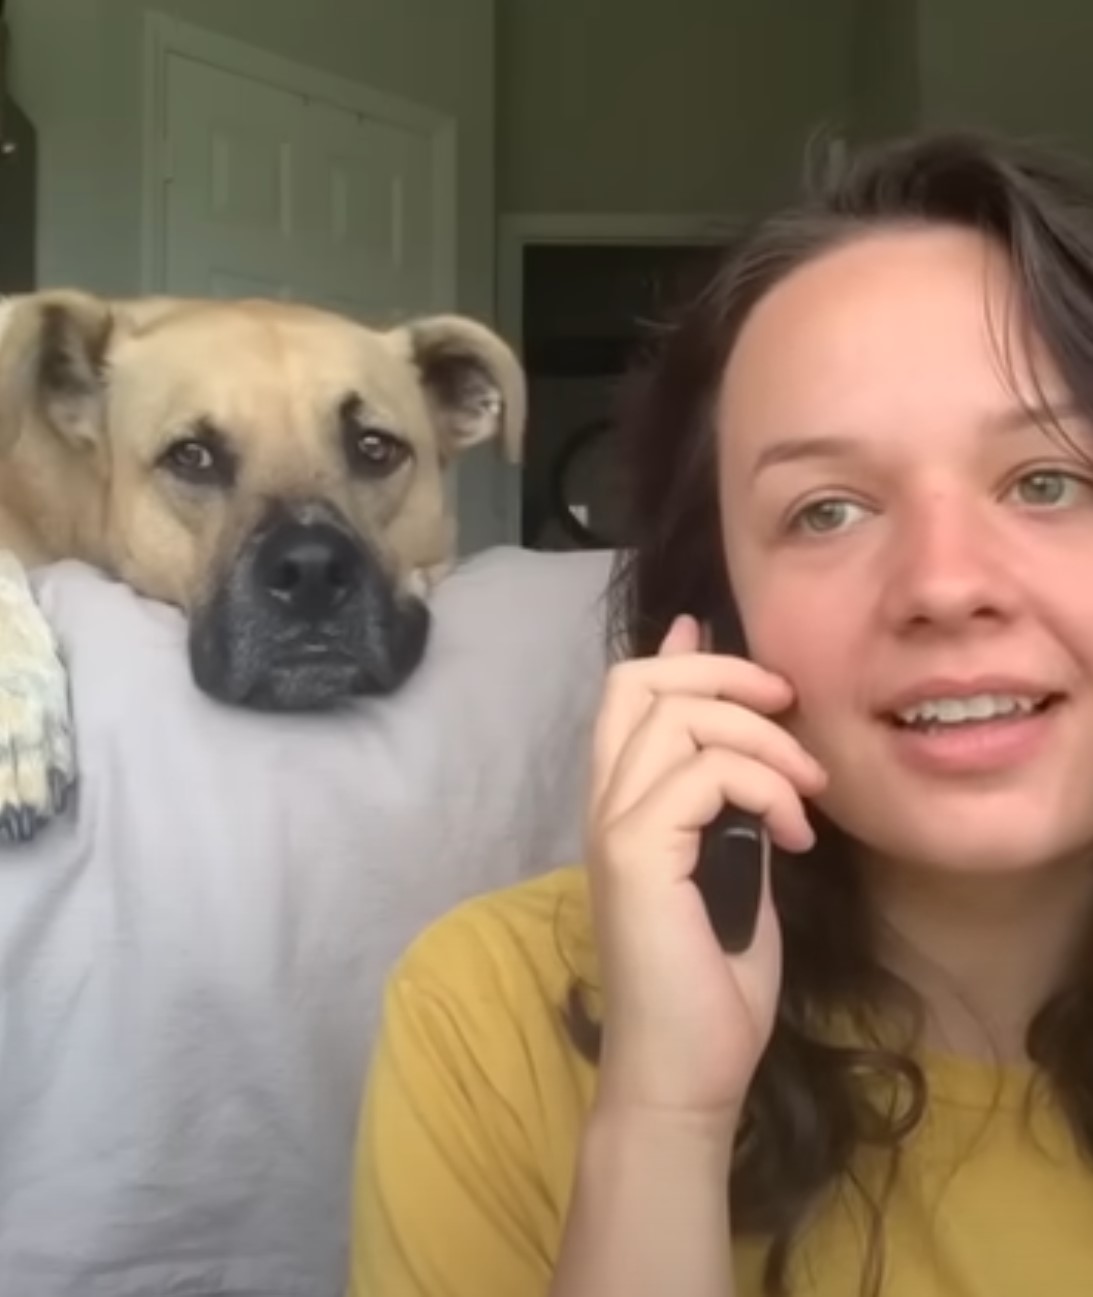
top-left (0, 290), bottom-right (526, 840)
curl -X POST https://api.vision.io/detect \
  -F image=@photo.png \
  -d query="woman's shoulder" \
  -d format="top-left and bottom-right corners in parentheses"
top-left (389, 864), bottom-right (597, 1016)
top-left (358, 869), bottom-right (600, 1294)
top-left (374, 865), bottom-right (600, 1129)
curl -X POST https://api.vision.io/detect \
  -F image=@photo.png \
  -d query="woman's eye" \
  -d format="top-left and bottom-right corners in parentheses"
top-left (789, 498), bottom-right (870, 535)
top-left (1009, 469), bottom-right (1090, 509)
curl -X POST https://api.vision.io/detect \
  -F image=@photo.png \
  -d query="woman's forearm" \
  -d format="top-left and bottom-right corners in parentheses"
top-left (548, 1105), bottom-right (736, 1297)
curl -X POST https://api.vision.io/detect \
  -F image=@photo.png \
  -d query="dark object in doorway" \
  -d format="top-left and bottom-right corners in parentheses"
top-left (547, 415), bottom-right (623, 550)
top-left (0, 3), bottom-right (37, 293)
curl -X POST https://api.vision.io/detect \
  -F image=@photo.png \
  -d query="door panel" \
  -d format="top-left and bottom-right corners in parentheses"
top-left (162, 53), bottom-right (447, 323)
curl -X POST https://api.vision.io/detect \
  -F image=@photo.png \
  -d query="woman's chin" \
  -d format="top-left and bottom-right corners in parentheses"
top-left (852, 810), bottom-right (1093, 879)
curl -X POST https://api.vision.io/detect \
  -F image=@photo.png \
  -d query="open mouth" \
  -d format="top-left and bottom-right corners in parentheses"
top-left (887, 692), bottom-right (1064, 732)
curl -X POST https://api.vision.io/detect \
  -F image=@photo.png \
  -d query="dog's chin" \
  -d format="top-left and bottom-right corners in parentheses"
top-left (236, 656), bottom-right (369, 712)
top-left (188, 593), bottom-right (431, 713)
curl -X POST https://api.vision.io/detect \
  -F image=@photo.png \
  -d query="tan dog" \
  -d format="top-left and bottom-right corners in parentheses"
top-left (0, 290), bottom-right (526, 842)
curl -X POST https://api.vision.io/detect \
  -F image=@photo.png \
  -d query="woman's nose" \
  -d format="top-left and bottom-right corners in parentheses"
top-left (880, 492), bottom-right (1018, 633)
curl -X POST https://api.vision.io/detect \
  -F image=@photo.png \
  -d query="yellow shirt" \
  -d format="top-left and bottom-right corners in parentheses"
top-left (349, 866), bottom-right (1093, 1296)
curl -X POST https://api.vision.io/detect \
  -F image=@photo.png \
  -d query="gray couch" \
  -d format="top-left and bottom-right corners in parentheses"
top-left (0, 545), bottom-right (613, 1297)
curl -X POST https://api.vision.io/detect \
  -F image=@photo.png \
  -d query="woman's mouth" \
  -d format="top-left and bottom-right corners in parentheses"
top-left (881, 690), bottom-right (1066, 775)
top-left (891, 691), bottom-right (1059, 731)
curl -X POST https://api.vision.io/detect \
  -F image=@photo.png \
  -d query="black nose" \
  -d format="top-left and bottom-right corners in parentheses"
top-left (254, 521), bottom-right (364, 620)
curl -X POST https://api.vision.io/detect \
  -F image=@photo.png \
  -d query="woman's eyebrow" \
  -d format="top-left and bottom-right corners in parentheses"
top-left (749, 401), bottom-right (1088, 483)
top-left (750, 433), bottom-right (862, 483)
top-left (984, 399), bottom-right (1083, 434)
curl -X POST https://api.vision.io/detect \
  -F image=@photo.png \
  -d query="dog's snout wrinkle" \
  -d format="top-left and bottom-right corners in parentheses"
top-left (260, 497), bottom-right (348, 533)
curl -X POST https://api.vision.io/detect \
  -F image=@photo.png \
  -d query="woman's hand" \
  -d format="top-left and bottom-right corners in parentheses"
top-left (586, 614), bottom-right (827, 1129)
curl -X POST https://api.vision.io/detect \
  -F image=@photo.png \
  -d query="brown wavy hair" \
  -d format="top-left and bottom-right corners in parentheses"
top-left (565, 130), bottom-right (1093, 1295)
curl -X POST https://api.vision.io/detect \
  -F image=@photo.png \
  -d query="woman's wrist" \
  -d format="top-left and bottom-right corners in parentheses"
top-left (583, 1097), bottom-right (739, 1179)
top-left (550, 1102), bottom-right (737, 1297)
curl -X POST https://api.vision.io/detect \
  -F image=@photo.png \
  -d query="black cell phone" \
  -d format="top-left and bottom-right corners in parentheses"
top-left (691, 605), bottom-right (769, 954)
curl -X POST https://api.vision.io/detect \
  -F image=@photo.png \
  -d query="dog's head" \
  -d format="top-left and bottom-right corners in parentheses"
top-left (0, 291), bottom-right (525, 709)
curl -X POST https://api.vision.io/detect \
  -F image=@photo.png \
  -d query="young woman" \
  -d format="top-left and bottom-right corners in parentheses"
top-left (348, 131), bottom-right (1093, 1296)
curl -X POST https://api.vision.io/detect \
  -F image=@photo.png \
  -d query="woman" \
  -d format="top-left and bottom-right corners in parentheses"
top-left (349, 131), bottom-right (1093, 1296)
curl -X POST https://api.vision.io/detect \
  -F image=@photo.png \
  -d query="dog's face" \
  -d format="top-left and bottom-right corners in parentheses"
top-left (0, 292), bottom-right (525, 710)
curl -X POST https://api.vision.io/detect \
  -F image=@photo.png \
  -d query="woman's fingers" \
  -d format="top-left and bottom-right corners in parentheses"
top-left (592, 650), bottom-right (796, 803)
top-left (599, 692), bottom-right (826, 825)
top-left (597, 745), bottom-right (818, 876)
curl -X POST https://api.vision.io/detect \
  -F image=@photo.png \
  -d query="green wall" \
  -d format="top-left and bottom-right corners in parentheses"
top-left (497, 0), bottom-right (858, 217)
top-left (9, 0), bottom-right (497, 321)
top-left (917, 0), bottom-right (1093, 160)
top-left (850, 0), bottom-right (919, 143)
top-left (7, 0), bottom-right (108, 290)
top-left (15, 2), bottom-right (1093, 293)
top-left (847, 0), bottom-right (1093, 162)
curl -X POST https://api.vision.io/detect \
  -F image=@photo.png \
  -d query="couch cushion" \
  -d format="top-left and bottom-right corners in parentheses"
top-left (0, 545), bottom-right (612, 1297)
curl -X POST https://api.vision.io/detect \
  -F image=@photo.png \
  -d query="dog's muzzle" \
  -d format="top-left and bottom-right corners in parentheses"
top-left (188, 502), bottom-right (430, 710)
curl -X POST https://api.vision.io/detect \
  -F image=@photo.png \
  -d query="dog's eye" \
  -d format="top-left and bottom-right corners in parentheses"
top-left (159, 436), bottom-right (231, 486)
top-left (349, 428), bottom-right (410, 478)
top-left (169, 440), bottom-right (214, 472)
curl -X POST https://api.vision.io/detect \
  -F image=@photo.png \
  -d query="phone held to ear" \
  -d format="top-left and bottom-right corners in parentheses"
top-left (690, 606), bottom-right (770, 955)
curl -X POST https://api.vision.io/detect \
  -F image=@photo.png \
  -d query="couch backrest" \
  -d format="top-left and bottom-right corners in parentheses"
top-left (0, 545), bottom-right (614, 1297)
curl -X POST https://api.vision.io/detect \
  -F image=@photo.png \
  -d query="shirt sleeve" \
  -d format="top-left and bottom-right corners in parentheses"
top-left (347, 960), bottom-right (556, 1297)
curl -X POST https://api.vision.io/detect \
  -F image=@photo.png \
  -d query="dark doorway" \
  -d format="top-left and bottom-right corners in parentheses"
top-left (520, 240), bottom-right (722, 550)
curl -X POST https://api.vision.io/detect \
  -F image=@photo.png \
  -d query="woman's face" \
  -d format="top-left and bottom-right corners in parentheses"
top-left (719, 224), bottom-right (1093, 875)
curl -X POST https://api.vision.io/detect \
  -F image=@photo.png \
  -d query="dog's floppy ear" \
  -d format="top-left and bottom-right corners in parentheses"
top-left (0, 289), bottom-right (114, 452)
top-left (398, 315), bottom-right (526, 465)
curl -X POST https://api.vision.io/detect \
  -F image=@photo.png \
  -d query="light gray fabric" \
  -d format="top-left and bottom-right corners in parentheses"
top-left (0, 545), bottom-right (612, 1297)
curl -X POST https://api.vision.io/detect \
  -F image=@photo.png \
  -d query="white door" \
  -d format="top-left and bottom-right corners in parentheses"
top-left (149, 40), bottom-right (456, 326)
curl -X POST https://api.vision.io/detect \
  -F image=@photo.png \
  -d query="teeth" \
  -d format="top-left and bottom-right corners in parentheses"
top-left (896, 693), bottom-right (1044, 727)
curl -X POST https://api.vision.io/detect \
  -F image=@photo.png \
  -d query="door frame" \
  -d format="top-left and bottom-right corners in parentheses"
top-left (495, 212), bottom-right (732, 545)
top-left (140, 11), bottom-right (458, 306)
